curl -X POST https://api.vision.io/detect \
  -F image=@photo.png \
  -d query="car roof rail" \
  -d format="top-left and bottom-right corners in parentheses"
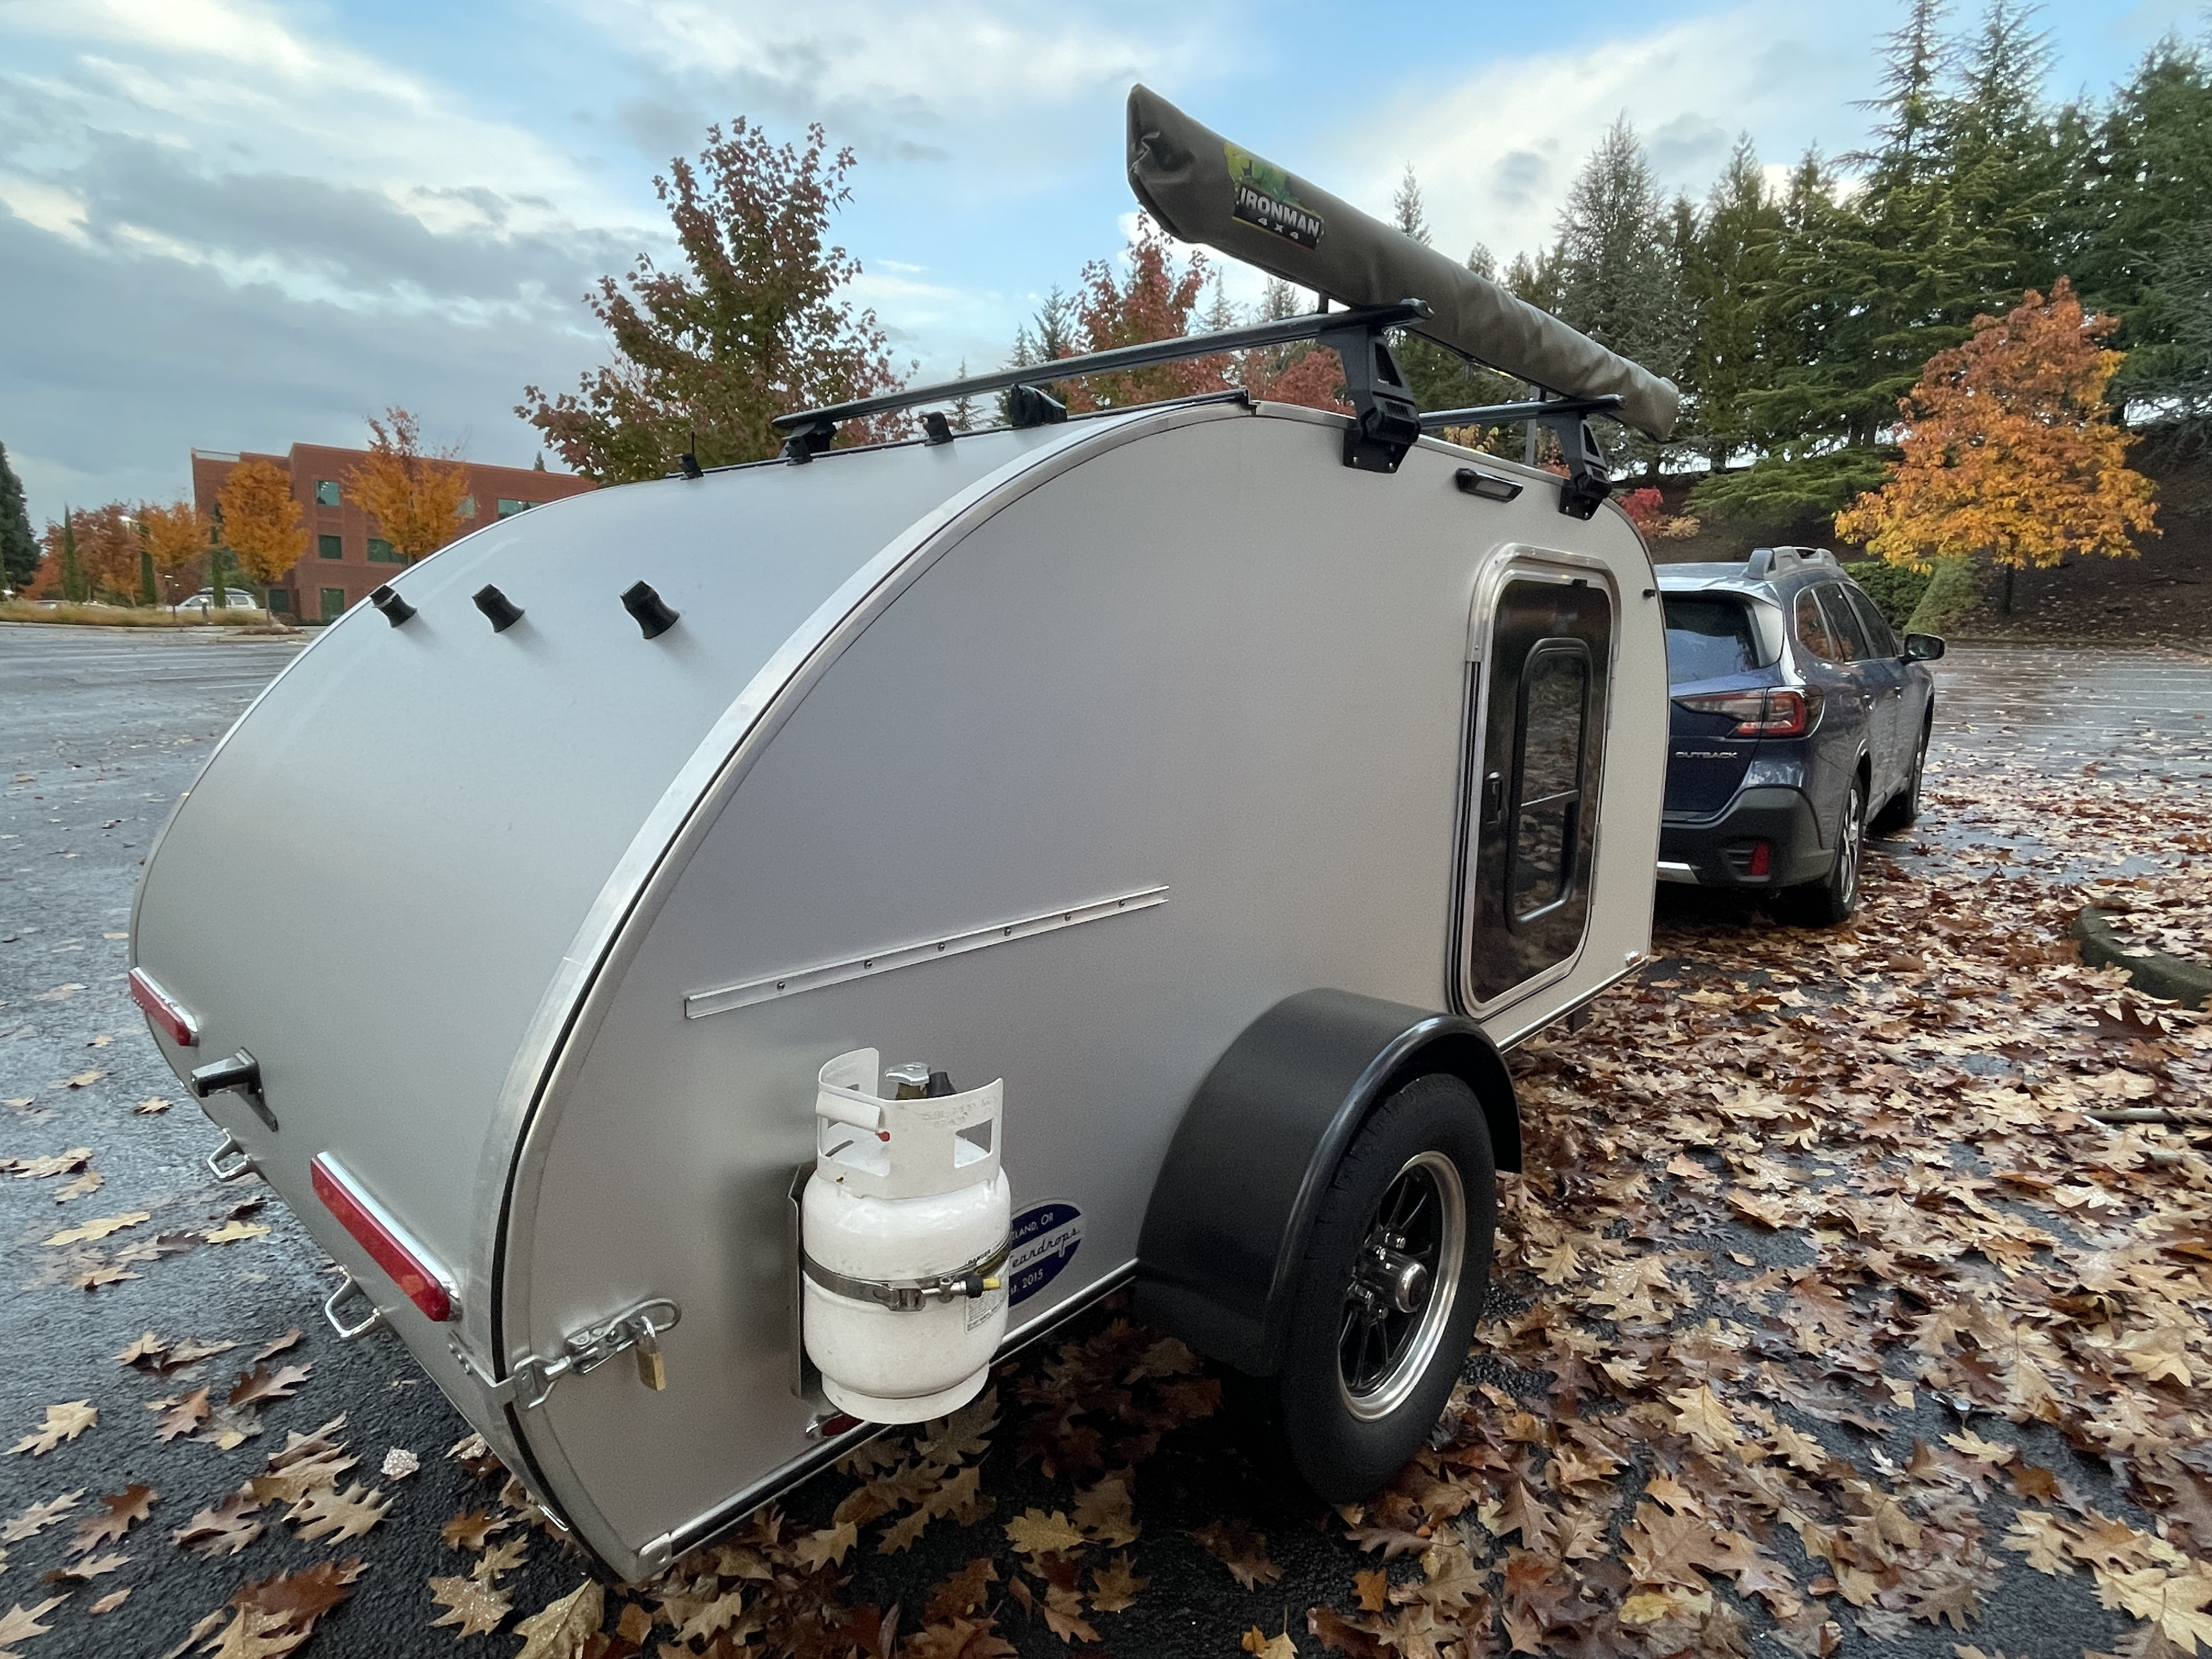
top-left (1744, 545), bottom-right (1840, 580)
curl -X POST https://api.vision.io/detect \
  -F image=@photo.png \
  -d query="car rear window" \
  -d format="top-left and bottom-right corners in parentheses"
top-left (1663, 596), bottom-right (1760, 682)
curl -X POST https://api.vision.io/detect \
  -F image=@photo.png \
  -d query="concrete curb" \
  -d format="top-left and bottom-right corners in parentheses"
top-left (2072, 908), bottom-right (2212, 1009)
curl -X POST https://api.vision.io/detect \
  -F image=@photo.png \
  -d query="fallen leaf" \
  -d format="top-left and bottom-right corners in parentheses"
top-left (11, 1402), bottom-right (96, 1455)
top-left (152, 1389), bottom-right (210, 1442)
top-left (69, 1484), bottom-right (153, 1551)
top-left (87, 1588), bottom-right (130, 1615)
top-left (171, 1490), bottom-right (263, 1557)
top-left (430, 1573), bottom-right (512, 1638)
top-left (1191, 1519), bottom-right (1283, 1589)
top-left (227, 1362), bottom-right (310, 1408)
top-left (202, 1220), bottom-right (271, 1246)
top-left (511, 1580), bottom-right (604, 1659)
top-left (251, 1330), bottom-right (302, 1363)
top-left (134, 1098), bottom-right (171, 1115)
top-left (1, 1494), bottom-right (81, 1543)
top-left (44, 1211), bottom-right (149, 1246)
top-left (1004, 1509), bottom-right (1086, 1558)
top-left (62, 1070), bottom-right (102, 1089)
top-left (474, 1535), bottom-right (526, 1580)
top-left (1089, 1553), bottom-right (1147, 1614)
top-left (0, 1597), bottom-right (67, 1655)
top-left (43, 1549), bottom-right (128, 1585)
top-left (441, 1509), bottom-right (507, 1551)
top-left (285, 1483), bottom-right (390, 1543)
top-left (379, 1448), bottom-right (419, 1481)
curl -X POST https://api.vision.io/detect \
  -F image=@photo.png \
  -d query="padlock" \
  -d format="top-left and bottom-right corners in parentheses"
top-left (633, 1316), bottom-right (666, 1391)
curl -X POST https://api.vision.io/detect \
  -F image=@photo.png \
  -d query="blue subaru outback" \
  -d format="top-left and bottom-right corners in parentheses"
top-left (1657, 547), bottom-right (1944, 925)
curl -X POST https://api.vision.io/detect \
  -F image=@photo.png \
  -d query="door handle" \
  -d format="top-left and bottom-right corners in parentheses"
top-left (1481, 771), bottom-right (1505, 827)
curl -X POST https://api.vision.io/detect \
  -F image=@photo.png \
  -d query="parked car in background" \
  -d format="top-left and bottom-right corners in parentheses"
top-left (179, 589), bottom-right (264, 616)
top-left (1656, 547), bottom-right (1944, 924)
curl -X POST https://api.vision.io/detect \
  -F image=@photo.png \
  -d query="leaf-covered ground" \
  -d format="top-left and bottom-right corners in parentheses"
top-left (2, 633), bottom-right (2208, 1658)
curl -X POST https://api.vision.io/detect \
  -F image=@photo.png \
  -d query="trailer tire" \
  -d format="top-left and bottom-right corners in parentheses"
top-left (1275, 1072), bottom-right (1495, 1502)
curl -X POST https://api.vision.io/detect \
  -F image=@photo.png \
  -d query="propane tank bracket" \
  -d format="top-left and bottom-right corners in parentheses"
top-left (802, 1235), bottom-right (1011, 1313)
top-left (189, 1048), bottom-right (275, 1131)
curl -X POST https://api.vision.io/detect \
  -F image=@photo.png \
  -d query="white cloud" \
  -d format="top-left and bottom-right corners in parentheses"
top-left (1336, 4), bottom-right (1874, 267)
top-left (0, 173), bottom-right (88, 241)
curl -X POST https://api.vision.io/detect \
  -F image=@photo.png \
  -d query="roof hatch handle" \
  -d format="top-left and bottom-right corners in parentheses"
top-left (189, 1048), bottom-right (276, 1132)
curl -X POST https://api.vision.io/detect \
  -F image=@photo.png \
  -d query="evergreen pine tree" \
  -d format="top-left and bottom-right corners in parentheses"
top-left (0, 441), bottom-right (35, 592)
top-left (1391, 165), bottom-right (1432, 244)
top-left (1679, 137), bottom-right (1786, 469)
top-left (1551, 117), bottom-right (1690, 472)
top-left (60, 509), bottom-right (84, 602)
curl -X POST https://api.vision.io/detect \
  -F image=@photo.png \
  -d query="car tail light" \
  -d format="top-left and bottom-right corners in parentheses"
top-left (1674, 687), bottom-right (1817, 737)
top-left (1746, 841), bottom-right (1771, 877)
top-left (311, 1155), bottom-right (458, 1323)
top-left (128, 968), bottom-right (199, 1047)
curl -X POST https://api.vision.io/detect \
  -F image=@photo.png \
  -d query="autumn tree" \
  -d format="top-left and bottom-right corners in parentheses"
top-left (1060, 217), bottom-right (1230, 412)
top-left (216, 459), bottom-right (307, 615)
top-left (347, 409), bottom-right (472, 564)
top-left (0, 441), bottom-right (35, 592)
top-left (137, 499), bottom-right (213, 603)
top-left (519, 119), bottom-right (904, 480)
top-left (61, 503), bottom-right (142, 601)
top-left (1835, 279), bottom-right (2158, 612)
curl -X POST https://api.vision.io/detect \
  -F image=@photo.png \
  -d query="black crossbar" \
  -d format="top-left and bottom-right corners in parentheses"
top-left (1417, 395), bottom-right (1624, 431)
top-left (773, 300), bottom-right (1430, 434)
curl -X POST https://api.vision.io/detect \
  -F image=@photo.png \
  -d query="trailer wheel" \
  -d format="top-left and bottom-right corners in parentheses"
top-left (1275, 1073), bottom-right (1495, 1501)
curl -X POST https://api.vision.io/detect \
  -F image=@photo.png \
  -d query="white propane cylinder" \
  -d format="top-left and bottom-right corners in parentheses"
top-left (801, 1048), bottom-right (1011, 1423)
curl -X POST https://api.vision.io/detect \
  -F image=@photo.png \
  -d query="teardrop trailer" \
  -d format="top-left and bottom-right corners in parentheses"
top-left (129, 87), bottom-right (1684, 1582)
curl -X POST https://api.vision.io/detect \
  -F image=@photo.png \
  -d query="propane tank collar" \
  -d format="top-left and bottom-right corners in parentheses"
top-left (801, 1235), bottom-right (1011, 1313)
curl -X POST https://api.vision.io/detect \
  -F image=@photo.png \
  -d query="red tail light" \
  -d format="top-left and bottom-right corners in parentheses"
top-left (311, 1155), bottom-right (458, 1323)
top-left (1747, 841), bottom-right (1772, 877)
top-left (1674, 687), bottom-right (1817, 737)
top-left (129, 967), bottom-right (199, 1047)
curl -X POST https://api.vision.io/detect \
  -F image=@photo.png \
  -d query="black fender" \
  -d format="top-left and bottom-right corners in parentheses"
top-left (1134, 988), bottom-right (1518, 1377)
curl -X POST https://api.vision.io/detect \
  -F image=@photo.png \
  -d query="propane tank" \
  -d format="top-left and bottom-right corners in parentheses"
top-left (801, 1048), bottom-right (1011, 1423)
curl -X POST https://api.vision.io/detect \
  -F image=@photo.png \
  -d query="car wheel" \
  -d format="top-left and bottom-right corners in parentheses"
top-left (1275, 1074), bottom-right (1495, 1503)
top-left (1872, 721), bottom-right (1929, 833)
top-left (1777, 774), bottom-right (1865, 926)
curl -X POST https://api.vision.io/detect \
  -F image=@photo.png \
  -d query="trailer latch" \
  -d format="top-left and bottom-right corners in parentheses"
top-left (450, 1298), bottom-right (681, 1412)
top-left (189, 1048), bottom-right (276, 1131)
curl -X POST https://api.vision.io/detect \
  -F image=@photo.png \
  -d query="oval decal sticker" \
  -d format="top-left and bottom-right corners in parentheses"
top-left (1006, 1201), bottom-right (1083, 1307)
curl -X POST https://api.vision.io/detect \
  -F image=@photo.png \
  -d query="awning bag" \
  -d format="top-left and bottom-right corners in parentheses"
top-left (1125, 85), bottom-right (1681, 441)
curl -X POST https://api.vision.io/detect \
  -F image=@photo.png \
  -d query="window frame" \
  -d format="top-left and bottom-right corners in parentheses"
top-left (317, 533), bottom-right (343, 561)
top-left (314, 479), bottom-right (341, 508)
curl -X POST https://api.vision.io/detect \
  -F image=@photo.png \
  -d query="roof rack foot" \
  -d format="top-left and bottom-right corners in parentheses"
top-left (1008, 385), bottom-right (1067, 429)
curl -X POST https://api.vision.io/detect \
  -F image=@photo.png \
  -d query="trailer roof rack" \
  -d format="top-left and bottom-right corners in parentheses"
top-left (776, 298), bottom-right (1431, 469)
top-left (775, 300), bottom-right (1625, 505)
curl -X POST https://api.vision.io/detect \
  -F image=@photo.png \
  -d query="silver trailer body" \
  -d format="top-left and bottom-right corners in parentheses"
top-left (133, 398), bottom-right (1666, 1579)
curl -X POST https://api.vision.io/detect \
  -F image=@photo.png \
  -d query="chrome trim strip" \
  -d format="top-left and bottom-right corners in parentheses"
top-left (1655, 860), bottom-right (1699, 884)
top-left (684, 885), bottom-right (1168, 1019)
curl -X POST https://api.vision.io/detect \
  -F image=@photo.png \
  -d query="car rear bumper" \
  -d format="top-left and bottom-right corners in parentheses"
top-left (1657, 786), bottom-right (1830, 887)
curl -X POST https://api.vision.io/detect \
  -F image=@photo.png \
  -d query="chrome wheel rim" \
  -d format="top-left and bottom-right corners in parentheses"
top-left (1838, 787), bottom-right (1864, 905)
top-left (1337, 1151), bottom-right (1465, 1421)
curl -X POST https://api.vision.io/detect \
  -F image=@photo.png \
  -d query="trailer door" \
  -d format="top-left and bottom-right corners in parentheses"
top-left (1462, 570), bottom-right (1613, 1006)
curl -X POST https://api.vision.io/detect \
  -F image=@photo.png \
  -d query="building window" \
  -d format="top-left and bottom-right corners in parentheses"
top-left (496, 498), bottom-right (534, 517)
top-left (367, 538), bottom-right (401, 564)
top-left (267, 588), bottom-right (292, 614)
top-left (315, 479), bottom-right (341, 507)
top-left (318, 534), bottom-right (343, 561)
top-left (456, 495), bottom-right (476, 519)
top-left (320, 587), bottom-right (347, 622)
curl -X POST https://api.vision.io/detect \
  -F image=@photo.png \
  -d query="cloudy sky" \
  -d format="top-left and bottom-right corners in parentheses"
top-left (0, 0), bottom-right (2190, 528)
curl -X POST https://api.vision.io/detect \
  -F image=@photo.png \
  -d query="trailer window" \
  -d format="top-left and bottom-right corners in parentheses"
top-left (1662, 596), bottom-right (1759, 683)
top-left (1509, 641), bottom-right (1590, 922)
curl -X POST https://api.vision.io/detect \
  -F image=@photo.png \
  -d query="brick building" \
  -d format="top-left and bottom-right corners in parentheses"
top-left (190, 442), bottom-right (595, 622)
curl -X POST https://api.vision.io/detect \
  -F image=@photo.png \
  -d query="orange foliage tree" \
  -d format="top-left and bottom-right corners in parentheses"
top-left (216, 459), bottom-right (307, 608)
top-left (347, 409), bottom-right (472, 564)
top-left (137, 499), bottom-right (213, 602)
top-left (1836, 279), bottom-right (2159, 609)
top-left (1043, 217), bottom-right (1349, 416)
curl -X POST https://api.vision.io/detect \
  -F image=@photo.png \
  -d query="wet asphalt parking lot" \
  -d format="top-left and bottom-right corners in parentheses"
top-left (2, 624), bottom-right (2210, 1658)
